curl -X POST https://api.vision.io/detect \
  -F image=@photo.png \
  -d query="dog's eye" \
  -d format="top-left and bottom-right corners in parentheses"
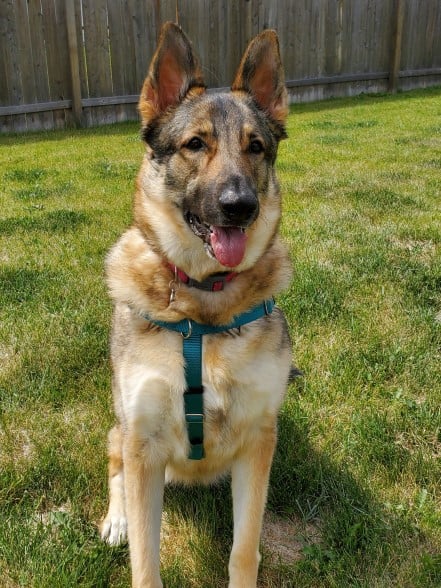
top-left (249, 139), bottom-right (264, 154)
top-left (185, 137), bottom-right (204, 151)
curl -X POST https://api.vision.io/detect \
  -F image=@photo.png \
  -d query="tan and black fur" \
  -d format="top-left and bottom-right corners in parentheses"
top-left (101, 22), bottom-right (293, 588)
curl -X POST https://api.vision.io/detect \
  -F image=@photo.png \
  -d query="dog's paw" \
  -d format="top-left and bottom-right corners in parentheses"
top-left (101, 515), bottom-right (128, 546)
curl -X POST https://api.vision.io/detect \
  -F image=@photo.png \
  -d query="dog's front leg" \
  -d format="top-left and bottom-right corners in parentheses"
top-left (228, 423), bottom-right (277, 588)
top-left (123, 433), bottom-right (165, 588)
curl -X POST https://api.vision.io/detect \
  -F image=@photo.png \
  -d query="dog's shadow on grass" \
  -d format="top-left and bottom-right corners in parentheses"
top-left (268, 392), bottom-right (389, 582)
top-left (158, 380), bottom-right (428, 587)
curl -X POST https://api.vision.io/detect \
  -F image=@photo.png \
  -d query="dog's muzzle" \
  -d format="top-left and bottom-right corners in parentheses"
top-left (184, 176), bottom-right (259, 268)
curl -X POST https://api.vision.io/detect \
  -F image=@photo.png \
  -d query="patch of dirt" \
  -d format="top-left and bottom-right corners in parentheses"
top-left (261, 512), bottom-right (321, 564)
top-left (0, 426), bottom-right (34, 466)
top-left (33, 502), bottom-right (72, 528)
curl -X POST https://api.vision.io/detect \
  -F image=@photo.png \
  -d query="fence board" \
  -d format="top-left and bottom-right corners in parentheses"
top-left (107, 0), bottom-right (133, 122)
top-left (108, 1), bottom-right (130, 95)
top-left (425, 2), bottom-right (438, 67)
top-left (83, 0), bottom-right (112, 97)
top-left (129, 0), bottom-right (157, 93)
top-left (15, 0), bottom-right (38, 130)
top-left (41, 0), bottom-right (69, 128)
top-left (403, 0), bottom-right (441, 70)
top-left (0, 0), bottom-right (27, 131)
top-left (66, 0), bottom-right (82, 125)
top-left (223, 1), bottom-right (236, 81)
top-left (73, 0), bottom-right (88, 99)
top-left (0, 7), bottom-right (7, 107)
top-left (206, 1), bottom-right (220, 87)
top-left (215, 0), bottom-right (228, 86)
top-left (28, 0), bottom-right (54, 130)
top-left (81, 0), bottom-right (110, 126)
top-left (309, 0), bottom-right (326, 78)
top-left (389, 0), bottom-right (404, 93)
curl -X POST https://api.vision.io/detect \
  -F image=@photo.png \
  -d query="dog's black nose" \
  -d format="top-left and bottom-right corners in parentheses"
top-left (218, 177), bottom-right (259, 225)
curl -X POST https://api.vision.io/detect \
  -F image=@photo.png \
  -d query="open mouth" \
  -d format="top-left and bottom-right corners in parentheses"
top-left (185, 212), bottom-right (247, 268)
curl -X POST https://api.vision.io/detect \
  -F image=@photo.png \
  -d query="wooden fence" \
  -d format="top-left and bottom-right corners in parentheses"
top-left (1, 0), bottom-right (440, 133)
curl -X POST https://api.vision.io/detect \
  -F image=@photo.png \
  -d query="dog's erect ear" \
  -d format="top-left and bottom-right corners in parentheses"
top-left (139, 22), bottom-right (205, 124)
top-left (232, 30), bottom-right (288, 124)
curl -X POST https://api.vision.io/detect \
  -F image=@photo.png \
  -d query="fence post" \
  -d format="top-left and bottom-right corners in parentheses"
top-left (65, 0), bottom-right (83, 126)
top-left (389, 0), bottom-right (405, 93)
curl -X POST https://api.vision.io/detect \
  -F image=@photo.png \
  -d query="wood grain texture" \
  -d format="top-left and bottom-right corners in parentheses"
top-left (1, 0), bottom-right (441, 132)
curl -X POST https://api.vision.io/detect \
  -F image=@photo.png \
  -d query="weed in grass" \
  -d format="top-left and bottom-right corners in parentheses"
top-left (94, 159), bottom-right (139, 180)
top-left (316, 133), bottom-right (350, 145)
top-left (14, 184), bottom-right (50, 200)
top-left (423, 158), bottom-right (441, 169)
top-left (307, 118), bottom-right (379, 130)
top-left (3, 168), bottom-right (48, 182)
top-left (4, 165), bottom-right (74, 202)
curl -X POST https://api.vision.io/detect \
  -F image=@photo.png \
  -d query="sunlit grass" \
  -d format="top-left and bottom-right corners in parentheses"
top-left (1, 87), bottom-right (440, 586)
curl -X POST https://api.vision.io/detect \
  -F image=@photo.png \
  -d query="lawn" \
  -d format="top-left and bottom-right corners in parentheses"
top-left (1, 87), bottom-right (440, 587)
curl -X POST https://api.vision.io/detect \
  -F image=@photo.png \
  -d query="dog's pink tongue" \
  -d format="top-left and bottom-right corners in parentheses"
top-left (211, 226), bottom-right (247, 267)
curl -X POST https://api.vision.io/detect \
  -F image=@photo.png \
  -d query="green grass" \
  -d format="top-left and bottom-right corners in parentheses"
top-left (1, 87), bottom-right (440, 587)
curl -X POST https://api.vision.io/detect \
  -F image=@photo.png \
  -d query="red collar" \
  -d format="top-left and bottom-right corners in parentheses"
top-left (167, 263), bottom-right (237, 292)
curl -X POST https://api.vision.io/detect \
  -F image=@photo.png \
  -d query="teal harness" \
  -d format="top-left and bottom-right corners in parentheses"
top-left (140, 299), bottom-right (275, 460)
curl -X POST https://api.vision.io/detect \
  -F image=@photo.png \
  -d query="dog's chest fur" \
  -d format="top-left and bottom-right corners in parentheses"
top-left (111, 299), bottom-right (290, 484)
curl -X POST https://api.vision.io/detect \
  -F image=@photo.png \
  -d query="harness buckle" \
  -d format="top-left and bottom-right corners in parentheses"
top-left (169, 266), bottom-right (180, 303)
top-left (184, 389), bottom-right (205, 460)
top-left (181, 318), bottom-right (193, 339)
top-left (263, 296), bottom-right (276, 316)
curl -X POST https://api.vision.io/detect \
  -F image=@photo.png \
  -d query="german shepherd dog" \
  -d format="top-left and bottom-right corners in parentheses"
top-left (101, 22), bottom-right (293, 588)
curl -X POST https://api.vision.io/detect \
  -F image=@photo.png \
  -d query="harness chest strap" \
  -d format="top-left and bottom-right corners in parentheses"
top-left (182, 332), bottom-right (205, 460)
top-left (140, 299), bottom-right (275, 460)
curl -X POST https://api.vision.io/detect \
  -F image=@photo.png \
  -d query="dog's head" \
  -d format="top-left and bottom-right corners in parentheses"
top-left (135, 23), bottom-right (288, 277)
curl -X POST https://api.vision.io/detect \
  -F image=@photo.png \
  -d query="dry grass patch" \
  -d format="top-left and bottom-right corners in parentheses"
top-left (261, 512), bottom-right (321, 565)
